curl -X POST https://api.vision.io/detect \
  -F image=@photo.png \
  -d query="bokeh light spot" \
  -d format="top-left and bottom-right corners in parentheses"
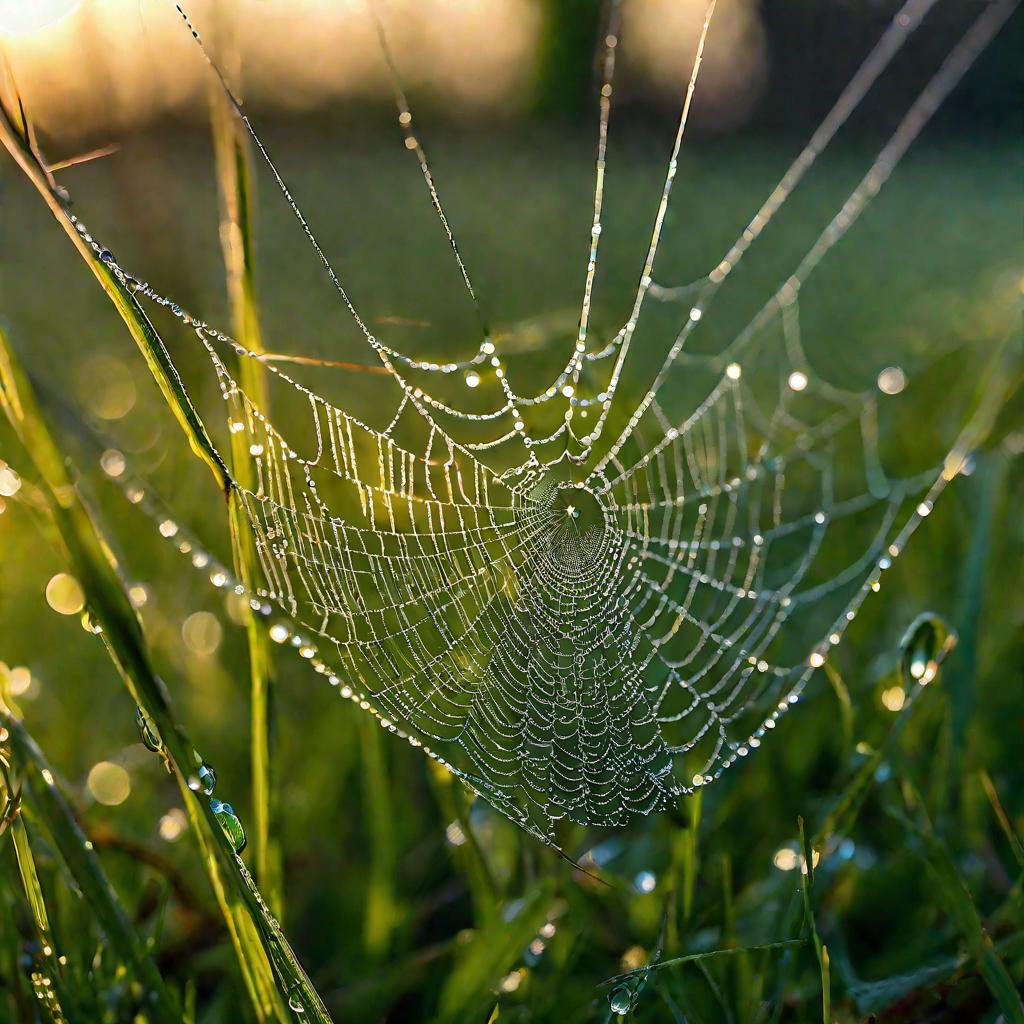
top-left (182, 611), bottom-right (222, 656)
top-left (78, 355), bottom-right (137, 421)
top-left (87, 761), bottom-right (131, 806)
top-left (45, 572), bottom-right (85, 615)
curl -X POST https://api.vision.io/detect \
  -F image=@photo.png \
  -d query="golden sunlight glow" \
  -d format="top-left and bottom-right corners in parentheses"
top-left (0, 0), bottom-right (81, 36)
top-left (622, 0), bottom-right (766, 128)
top-left (620, 945), bottom-right (647, 971)
top-left (2, 0), bottom-right (766, 142)
top-left (78, 356), bottom-right (136, 421)
top-left (1, 0), bottom-right (541, 141)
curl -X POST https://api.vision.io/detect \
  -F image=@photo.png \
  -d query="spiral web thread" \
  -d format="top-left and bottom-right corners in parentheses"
top-left (76, 0), bottom-right (1016, 841)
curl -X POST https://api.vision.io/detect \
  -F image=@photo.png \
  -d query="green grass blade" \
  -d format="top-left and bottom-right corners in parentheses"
top-left (920, 828), bottom-right (1024, 1022)
top-left (979, 770), bottom-right (1024, 874)
top-left (677, 788), bottom-right (702, 926)
top-left (209, 56), bottom-right (282, 917)
top-left (602, 939), bottom-right (806, 985)
top-left (943, 454), bottom-right (1003, 810)
top-left (0, 324), bottom-right (331, 1022)
top-left (822, 661), bottom-right (854, 755)
top-left (902, 785), bottom-right (1024, 1023)
top-left (1, 712), bottom-right (182, 1024)
top-left (357, 713), bottom-right (400, 958)
top-left (427, 758), bottom-right (499, 925)
top-left (1, 741), bottom-right (76, 1021)
top-left (9, 812), bottom-right (49, 935)
top-left (433, 883), bottom-right (554, 1024)
top-left (6, 815), bottom-right (74, 1021)
top-left (797, 817), bottom-right (829, 1024)
top-left (0, 74), bottom-right (231, 498)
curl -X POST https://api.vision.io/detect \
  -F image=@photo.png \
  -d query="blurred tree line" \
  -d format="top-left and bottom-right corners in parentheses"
top-left (532, 0), bottom-right (1021, 131)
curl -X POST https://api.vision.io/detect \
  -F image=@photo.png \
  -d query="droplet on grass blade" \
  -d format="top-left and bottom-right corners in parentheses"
top-left (135, 706), bottom-right (162, 753)
top-left (608, 985), bottom-right (635, 1016)
top-left (80, 610), bottom-right (102, 634)
top-left (210, 800), bottom-right (246, 853)
top-left (900, 613), bottom-right (955, 687)
top-left (197, 762), bottom-right (217, 796)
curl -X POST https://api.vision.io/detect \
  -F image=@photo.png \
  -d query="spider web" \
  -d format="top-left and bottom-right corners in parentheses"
top-left (71, 0), bottom-right (1016, 842)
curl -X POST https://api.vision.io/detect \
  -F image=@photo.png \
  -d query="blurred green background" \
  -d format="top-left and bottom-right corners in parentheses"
top-left (0, 1), bottom-right (1022, 1021)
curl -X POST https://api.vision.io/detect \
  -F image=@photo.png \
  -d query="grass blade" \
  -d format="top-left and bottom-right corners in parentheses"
top-left (979, 770), bottom-right (1024, 874)
top-left (797, 817), bottom-right (829, 1024)
top-left (433, 882), bottom-right (554, 1024)
top-left (357, 712), bottom-right (400, 958)
top-left (208, 42), bottom-right (282, 916)
top-left (0, 711), bottom-right (182, 1024)
top-left (0, 323), bottom-right (331, 1022)
top-left (0, 69), bottom-right (231, 498)
top-left (5, 815), bottom-right (73, 1021)
top-left (1, 734), bottom-right (77, 1020)
top-left (427, 758), bottom-right (499, 925)
top-left (602, 939), bottom-right (806, 985)
top-left (902, 784), bottom-right (1024, 1023)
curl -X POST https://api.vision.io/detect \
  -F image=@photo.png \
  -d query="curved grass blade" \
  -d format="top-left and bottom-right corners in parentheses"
top-left (600, 939), bottom-right (806, 986)
top-left (0, 324), bottom-right (331, 1022)
top-left (0, 67), bottom-right (231, 498)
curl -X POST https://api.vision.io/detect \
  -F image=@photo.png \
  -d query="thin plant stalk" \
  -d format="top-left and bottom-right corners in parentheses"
top-left (798, 817), bottom-right (830, 1024)
top-left (0, 323), bottom-right (332, 1023)
top-left (5, 813), bottom-right (73, 1020)
top-left (358, 713), bottom-right (399, 958)
top-left (208, 46), bottom-right (281, 915)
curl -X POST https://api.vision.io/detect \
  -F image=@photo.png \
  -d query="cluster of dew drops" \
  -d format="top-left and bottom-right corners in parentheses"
top-left (135, 706), bottom-right (246, 854)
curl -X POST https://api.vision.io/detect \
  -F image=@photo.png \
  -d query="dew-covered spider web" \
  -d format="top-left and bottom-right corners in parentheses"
top-left (68, 0), bottom-right (1017, 843)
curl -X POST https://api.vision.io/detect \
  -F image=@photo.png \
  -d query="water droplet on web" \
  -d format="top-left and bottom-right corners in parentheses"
top-left (608, 985), bottom-right (635, 1016)
top-left (135, 706), bottom-right (161, 752)
top-left (210, 800), bottom-right (246, 853)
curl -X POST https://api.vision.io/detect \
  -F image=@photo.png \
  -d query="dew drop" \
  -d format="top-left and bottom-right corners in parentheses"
top-left (80, 610), bottom-right (103, 634)
top-left (135, 706), bottom-right (162, 753)
top-left (211, 800), bottom-right (246, 853)
top-left (608, 985), bottom-right (635, 1016)
top-left (197, 762), bottom-right (217, 796)
top-left (900, 613), bottom-right (955, 687)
